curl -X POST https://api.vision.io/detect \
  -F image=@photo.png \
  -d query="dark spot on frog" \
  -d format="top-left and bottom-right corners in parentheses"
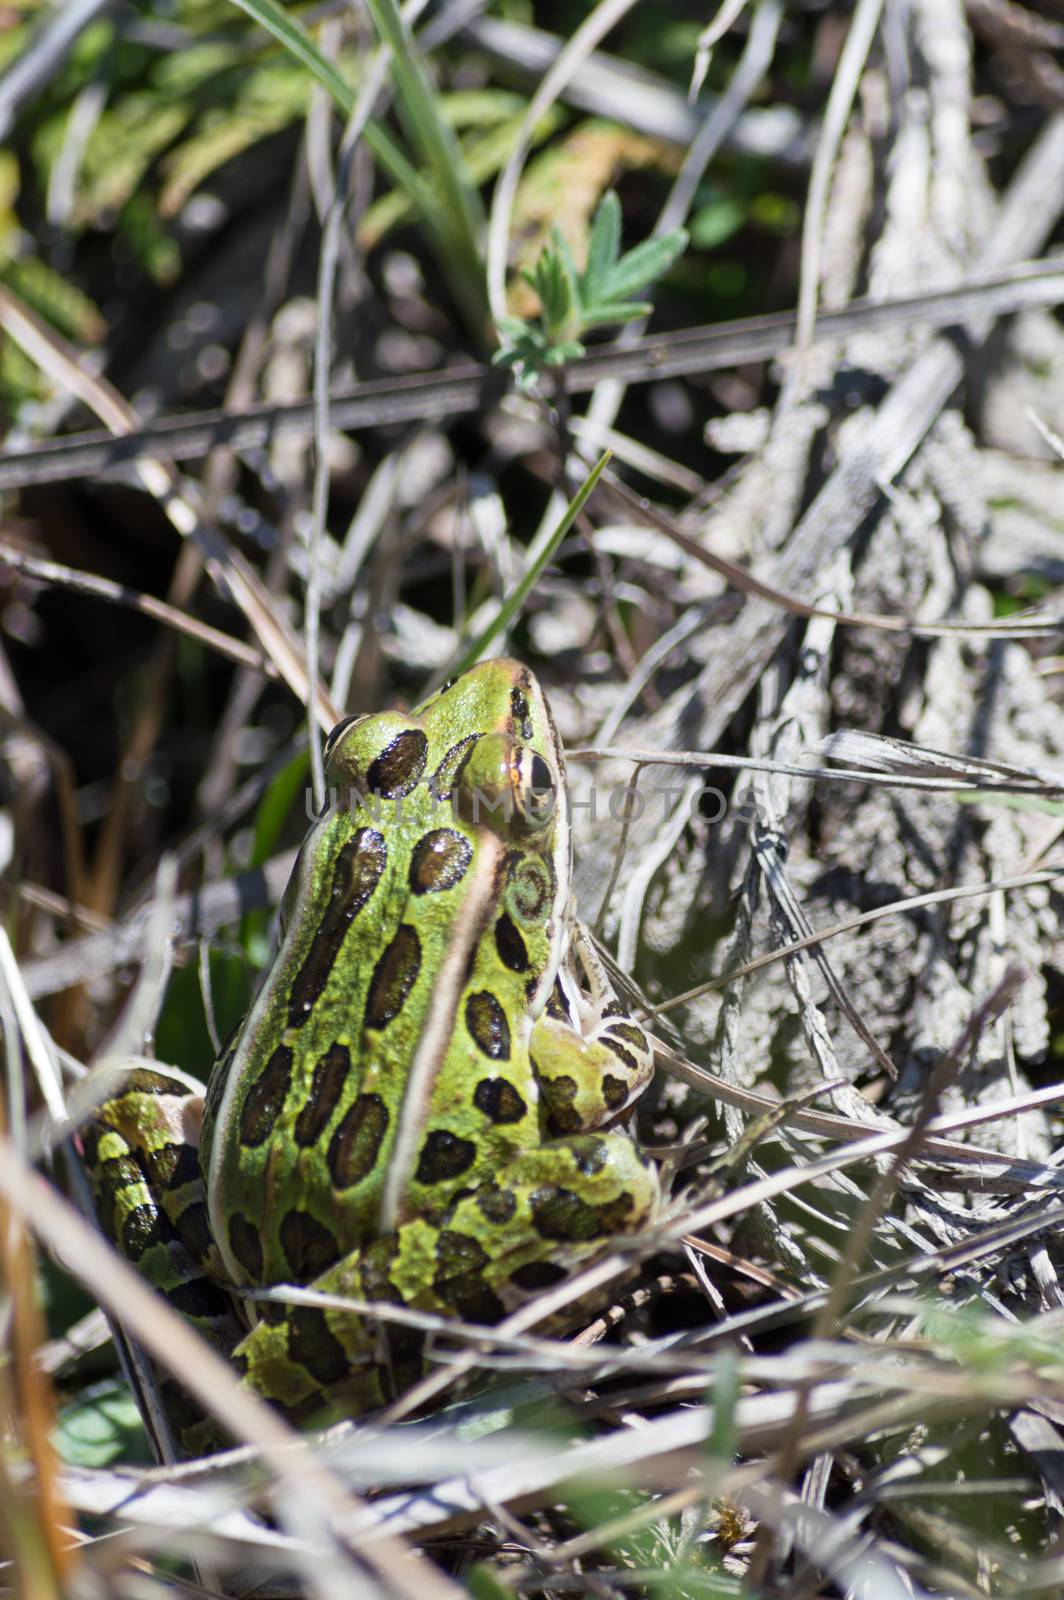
top-left (442, 1273), bottom-right (506, 1323)
top-left (601, 1073), bottom-right (630, 1109)
top-left (494, 912), bottom-right (528, 972)
top-left (166, 1276), bottom-right (234, 1321)
top-left (203, 1042), bottom-right (236, 1122)
top-left (409, 828), bottom-right (473, 894)
top-left (322, 714), bottom-right (362, 762)
top-left (530, 1185), bottom-right (603, 1242)
top-left (364, 924), bottom-right (421, 1029)
top-left (466, 991), bottom-right (510, 1060)
top-left (607, 1021), bottom-right (648, 1051)
top-left (328, 1093), bottom-right (389, 1188)
top-left (239, 1045), bottom-right (293, 1147)
top-left (510, 685), bottom-right (534, 741)
top-left (546, 979), bottom-right (571, 1022)
top-left (535, 1071), bottom-right (581, 1134)
top-left (119, 1204), bottom-right (164, 1263)
top-left (286, 1305), bottom-right (349, 1386)
top-left (228, 1212), bottom-right (264, 1282)
top-left (573, 1137), bottom-right (609, 1177)
top-left (434, 1231), bottom-right (504, 1320)
top-left (175, 1199), bottom-right (213, 1267)
top-left (415, 1129), bottom-right (477, 1183)
top-left (473, 1077), bottom-right (527, 1124)
top-left (294, 1042), bottom-right (351, 1147)
top-left (475, 1183), bottom-right (517, 1225)
top-left (279, 1209), bottom-right (341, 1280)
top-left (434, 1228), bottom-right (488, 1276)
top-left (127, 1068), bottom-right (190, 1096)
top-left (367, 728), bottom-right (428, 798)
top-left (287, 829), bottom-right (387, 1027)
top-left (428, 733), bottom-right (478, 801)
top-left (601, 1035), bottom-right (642, 1074)
top-left (510, 1260), bottom-right (568, 1291)
top-left (145, 1141), bottom-right (200, 1192)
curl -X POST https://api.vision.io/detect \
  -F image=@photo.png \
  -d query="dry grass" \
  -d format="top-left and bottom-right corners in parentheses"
top-left (1, 1), bottom-right (1064, 1595)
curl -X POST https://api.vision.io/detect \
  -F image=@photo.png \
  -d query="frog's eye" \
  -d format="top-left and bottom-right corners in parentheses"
top-left (453, 733), bottom-right (558, 837)
top-left (323, 714), bottom-right (369, 766)
top-left (517, 748), bottom-right (557, 827)
top-left (324, 710), bottom-right (429, 799)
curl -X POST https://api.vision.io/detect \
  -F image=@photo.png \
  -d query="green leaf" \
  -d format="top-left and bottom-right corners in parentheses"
top-left (601, 226), bottom-right (688, 299)
top-left (533, 246), bottom-right (576, 334)
top-left (549, 223), bottom-right (580, 278)
top-left (690, 196), bottom-right (746, 251)
top-left (581, 190), bottom-right (621, 304)
top-left (579, 301), bottom-right (652, 330)
top-left (495, 204), bottom-right (685, 392)
top-left (55, 1382), bottom-right (152, 1468)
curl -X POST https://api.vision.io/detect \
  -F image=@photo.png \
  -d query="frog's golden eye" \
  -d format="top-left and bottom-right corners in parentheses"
top-left (517, 748), bottom-right (557, 827)
top-left (323, 714), bottom-right (369, 766)
top-left (453, 734), bottom-right (557, 837)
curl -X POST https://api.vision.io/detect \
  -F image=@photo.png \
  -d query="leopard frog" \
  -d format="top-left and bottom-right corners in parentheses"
top-left (85, 660), bottom-right (657, 1439)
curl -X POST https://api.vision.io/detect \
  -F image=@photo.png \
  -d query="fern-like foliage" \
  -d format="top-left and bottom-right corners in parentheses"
top-left (493, 191), bottom-right (687, 391)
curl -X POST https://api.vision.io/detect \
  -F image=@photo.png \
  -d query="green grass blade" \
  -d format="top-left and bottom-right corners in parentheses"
top-left (447, 451), bottom-right (612, 678)
top-left (362, 0), bottom-right (487, 330)
top-left (226, 0), bottom-right (354, 113)
top-left (226, 0), bottom-right (487, 333)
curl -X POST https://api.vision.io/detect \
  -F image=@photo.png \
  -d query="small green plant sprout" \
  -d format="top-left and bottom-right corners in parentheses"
top-left (493, 191), bottom-right (687, 392)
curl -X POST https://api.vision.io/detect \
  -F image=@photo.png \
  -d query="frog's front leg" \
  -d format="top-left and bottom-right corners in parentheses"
top-left (531, 924), bottom-right (655, 1135)
top-left (234, 1132), bottom-right (659, 1424)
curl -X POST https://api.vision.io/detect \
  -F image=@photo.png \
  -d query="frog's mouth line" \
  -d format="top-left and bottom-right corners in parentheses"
top-left (378, 831), bottom-right (506, 1233)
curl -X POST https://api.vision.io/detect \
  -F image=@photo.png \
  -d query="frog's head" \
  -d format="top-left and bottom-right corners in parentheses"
top-left (320, 658), bottom-right (572, 1020)
top-left (322, 657), bottom-right (568, 856)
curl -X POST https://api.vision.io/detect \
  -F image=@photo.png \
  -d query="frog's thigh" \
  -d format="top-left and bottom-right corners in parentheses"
top-left (232, 1225), bottom-right (435, 1423)
top-left (443, 1131), bottom-right (659, 1311)
top-left (234, 1135), bottom-right (659, 1421)
top-left (530, 1006), bottom-right (654, 1133)
top-left (82, 1068), bottom-right (239, 1345)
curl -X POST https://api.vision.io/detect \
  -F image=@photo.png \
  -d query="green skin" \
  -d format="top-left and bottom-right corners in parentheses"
top-left (85, 660), bottom-right (658, 1440)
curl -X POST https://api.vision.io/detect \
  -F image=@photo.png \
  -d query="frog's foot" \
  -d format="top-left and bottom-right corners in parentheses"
top-left (234, 1132), bottom-right (659, 1424)
top-left (81, 1063), bottom-right (246, 1453)
top-left (531, 926), bottom-right (654, 1134)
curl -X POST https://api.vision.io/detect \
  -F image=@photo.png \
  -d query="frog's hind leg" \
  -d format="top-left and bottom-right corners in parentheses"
top-left (229, 1230), bottom-right (426, 1426)
top-left (532, 924), bottom-right (655, 1134)
top-left (457, 1130), bottom-right (661, 1309)
top-left (81, 1064), bottom-right (246, 1453)
top-left (232, 1130), bottom-right (659, 1425)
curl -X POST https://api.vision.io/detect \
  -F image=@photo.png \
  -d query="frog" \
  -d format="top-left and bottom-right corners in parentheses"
top-left (83, 660), bottom-right (659, 1443)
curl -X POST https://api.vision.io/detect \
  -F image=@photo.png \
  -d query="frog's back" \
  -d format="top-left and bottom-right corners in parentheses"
top-left (202, 661), bottom-right (570, 1288)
